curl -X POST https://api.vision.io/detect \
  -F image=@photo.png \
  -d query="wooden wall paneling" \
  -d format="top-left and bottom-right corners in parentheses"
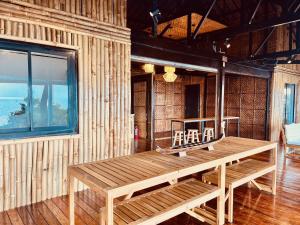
top-left (0, 0), bottom-right (131, 212)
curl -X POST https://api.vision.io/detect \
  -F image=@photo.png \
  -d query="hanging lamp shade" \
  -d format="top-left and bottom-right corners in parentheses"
top-left (143, 63), bottom-right (155, 73)
top-left (163, 66), bottom-right (177, 82)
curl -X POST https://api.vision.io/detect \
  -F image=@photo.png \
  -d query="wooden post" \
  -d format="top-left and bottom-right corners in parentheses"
top-left (105, 192), bottom-right (114, 225)
top-left (68, 174), bottom-right (75, 225)
top-left (217, 163), bottom-right (225, 225)
top-left (215, 55), bottom-right (227, 138)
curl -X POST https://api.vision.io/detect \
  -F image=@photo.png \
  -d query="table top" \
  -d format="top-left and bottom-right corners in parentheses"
top-left (171, 116), bottom-right (240, 123)
top-left (69, 137), bottom-right (276, 198)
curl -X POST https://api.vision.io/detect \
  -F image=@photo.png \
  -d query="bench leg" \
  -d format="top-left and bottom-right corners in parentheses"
top-left (217, 163), bottom-right (226, 225)
top-left (228, 185), bottom-right (234, 223)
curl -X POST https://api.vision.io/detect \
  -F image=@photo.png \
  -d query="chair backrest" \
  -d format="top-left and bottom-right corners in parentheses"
top-left (284, 123), bottom-right (300, 144)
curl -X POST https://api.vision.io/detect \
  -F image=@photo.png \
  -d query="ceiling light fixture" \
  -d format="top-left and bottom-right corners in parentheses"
top-left (149, 9), bottom-right (161, 24)
top-left (143, 63), bottom-right (155, 73)
top-left (163, 66), bottom-right (177, 82)
top-left (224, 38), bottom-right (231, 49)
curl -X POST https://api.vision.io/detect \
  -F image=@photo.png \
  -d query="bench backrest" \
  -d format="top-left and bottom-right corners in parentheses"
top-left (284, 123), bottom-right (300, 145)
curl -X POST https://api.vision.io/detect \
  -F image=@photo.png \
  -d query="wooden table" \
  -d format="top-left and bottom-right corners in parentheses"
top-left (171, 116), bottom-right (240, 146)
top-left (68, 137), bottom-right (277, 225)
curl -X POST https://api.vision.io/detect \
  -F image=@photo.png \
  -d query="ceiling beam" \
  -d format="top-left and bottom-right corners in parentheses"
top-left (199, 13), bottom-right (300, 40)
top-left (192, 0), bottom-right (217, 40)
top-left (251, 27), bottom-right (276, 57)
top-left (159, 24), bottom-right (172, 37)
top-left (252, 48), bottom-right (300, 60)
top-left (249, 0), bottom-right (263, 24)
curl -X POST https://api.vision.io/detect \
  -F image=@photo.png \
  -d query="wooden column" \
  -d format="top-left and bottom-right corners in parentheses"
top-left (215, 55), bottom-right (227, 138)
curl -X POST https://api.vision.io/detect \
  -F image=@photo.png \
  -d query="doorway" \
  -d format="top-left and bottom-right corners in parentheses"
top-left (131, 75), bottom-right (153, 141)
top-left (284, 83), bottom-right (296, 125)
top-left (185, 84), bottom-right (200, 130)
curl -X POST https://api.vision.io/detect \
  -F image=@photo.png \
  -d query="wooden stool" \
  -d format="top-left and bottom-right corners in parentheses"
top-left (173, 131), bottom-right (186, 147)
top-left (186, 129), bottom-right (200, 144)
top-left (202, 128), bottom-right (214, 143)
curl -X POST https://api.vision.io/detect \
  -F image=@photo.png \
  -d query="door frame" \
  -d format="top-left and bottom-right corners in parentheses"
top-left (131, 74), bottom-right (154, 142)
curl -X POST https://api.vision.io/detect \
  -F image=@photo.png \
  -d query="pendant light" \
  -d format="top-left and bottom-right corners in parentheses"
top-left (163, 66), bottom-right (177, 82)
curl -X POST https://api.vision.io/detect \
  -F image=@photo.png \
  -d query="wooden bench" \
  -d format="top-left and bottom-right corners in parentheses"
top-left (100, 179), bottom-right (220, 225)
top-left (202, 159), bottom-right (276, 223)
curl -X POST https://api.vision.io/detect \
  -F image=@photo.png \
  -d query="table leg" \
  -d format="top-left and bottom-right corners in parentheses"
top-left (183, 122), bottom-right (186, 145)
top-left (237, 119), bottom-right (240, 137)
top-left (171, 121), bottom-right (173, 147)
top-left (271, 146), bottom-right (277, 195)
top-left (217, 163), bottom-right (225, 225)
top-left (105, 193), bottom-right (114, 225)
top-left (69, 175), bottom-right (75, 225)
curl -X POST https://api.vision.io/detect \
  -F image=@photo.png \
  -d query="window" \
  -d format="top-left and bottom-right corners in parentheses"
top-left (0, 40), bottom-right (78, 139)
top-left (284, 83), bottom-right (296, 125)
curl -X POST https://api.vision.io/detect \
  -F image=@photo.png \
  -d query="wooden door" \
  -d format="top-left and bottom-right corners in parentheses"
top-left (185, 84), bottom-right (200, 130)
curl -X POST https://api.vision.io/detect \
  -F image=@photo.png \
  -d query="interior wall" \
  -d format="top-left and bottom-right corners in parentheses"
top-left (206, 74), bottom-right (268, 140)
top-left (270, 67), bottom-right (300, 141)
top-left (154, 75), bottom-right (205, 138)
top-left (0, 0), bottom-right (131, 212)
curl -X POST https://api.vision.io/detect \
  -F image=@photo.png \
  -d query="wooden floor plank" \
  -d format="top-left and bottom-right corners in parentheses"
top-left (0, 211), bottom-right (12, 225)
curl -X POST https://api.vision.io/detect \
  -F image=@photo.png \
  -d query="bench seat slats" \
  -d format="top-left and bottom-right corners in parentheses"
top-left (107, 179), bottom-right (219, 225)
top-left (202, 159), bottom-right (274, 188)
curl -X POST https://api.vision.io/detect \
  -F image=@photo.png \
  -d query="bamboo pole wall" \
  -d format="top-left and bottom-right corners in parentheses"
top-left (0, 0), bottom-right (131, 212)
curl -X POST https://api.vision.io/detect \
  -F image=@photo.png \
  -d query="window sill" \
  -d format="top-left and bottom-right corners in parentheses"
top-left (0, 133), bottom-right (81, 146)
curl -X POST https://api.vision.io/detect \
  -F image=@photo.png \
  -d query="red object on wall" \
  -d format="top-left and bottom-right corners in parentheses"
top-left (134, 125), bottom-right (139, 140)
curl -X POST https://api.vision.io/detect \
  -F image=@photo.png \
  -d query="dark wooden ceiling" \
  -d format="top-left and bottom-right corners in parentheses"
top-left (127, 0), bottom-right (285, 33)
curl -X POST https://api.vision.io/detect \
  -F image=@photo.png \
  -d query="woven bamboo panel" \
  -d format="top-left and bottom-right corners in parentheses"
top-left (155, 106), bottom-right (166, 120)
top-left (166, 82), bottom-right (174, 93)
top-left (254, 110), bottom-right (266, 126)
top-left (165, 119), bottom-right (171, 131)
top-left (134, 92), bottom-right (146, 107)
top-left (134, 107), bottom-right (147, 123)
top-left (255, 78), bottom-right (267, 93)
top-left (228, 77), bottom-right (241, 94)
top-left (254, 93), bottom-right (267, 110)
top-left (228, 123), bottom-right (238, 136)
top-left (206, 94), bottom-right (216, 108)
top-left (173, 106), bottom-right (184, 118)
top-left (241, 94), bottom-right (255, 109)
top-left (206, 107), bottom-right (215, 117)
top-left (155, 80), bottom-right (166, 93)
top-left (206, 77), bottom-right (216, 94)
top-left (134, 81), bottom-right (147, 92)
top-left (174, 93), bottom-right (184, 105)
top-left (165, 92), bottom-right (174, 105)
top-left (240, 77), bottom-right (255, 93)
top-left (166, 106), bottom-right (174, 119)
top-left (240, 124), bottom-right (253, 138)
top-left (227, 108), bottom-right (240, 120)
top-left (240, 109), bottom-right (254, 125)
top-left (253, 125), bottom-right (265, 140)
top-left (155, 120), bottom-right (165, 133)
top-left (174, 82), bottom-right (183, 93)
top-left (227, 94), bottom-right (240, 108)
top-left (156, 93), bottom-right (166, 106)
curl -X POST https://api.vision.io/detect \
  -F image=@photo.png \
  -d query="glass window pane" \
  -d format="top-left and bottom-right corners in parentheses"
top-left (32, 53), bottom-right (69, 128)
top-left (0, 50), bottom-right (30, 130)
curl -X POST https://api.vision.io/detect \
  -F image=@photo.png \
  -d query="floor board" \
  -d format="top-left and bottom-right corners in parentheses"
top-left (1, 142), bottom-right (300, 225)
